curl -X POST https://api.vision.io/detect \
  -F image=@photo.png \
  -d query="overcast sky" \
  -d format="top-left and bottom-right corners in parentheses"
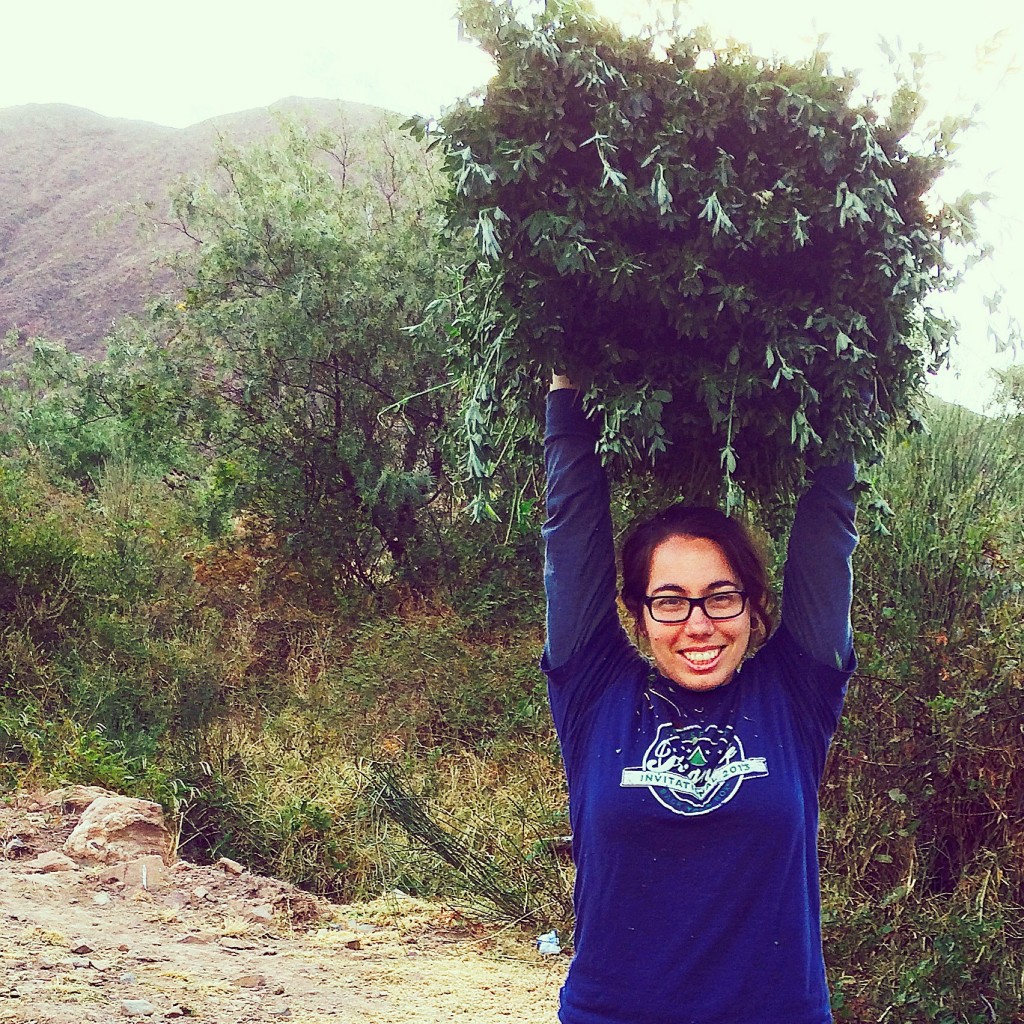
top-left (3, 0), bottom-right (1021, 410)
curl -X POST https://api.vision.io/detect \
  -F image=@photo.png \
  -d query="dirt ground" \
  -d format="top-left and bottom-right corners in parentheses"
top-left (0, 791), bottom-right (564, 1024)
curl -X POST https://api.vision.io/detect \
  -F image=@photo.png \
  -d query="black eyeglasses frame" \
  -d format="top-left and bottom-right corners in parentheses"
top-left (643, 590), bottom-right (748, 624)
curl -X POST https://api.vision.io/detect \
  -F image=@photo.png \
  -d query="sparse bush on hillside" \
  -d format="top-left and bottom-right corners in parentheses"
top-left (147, 120), bottom-right (456, 589)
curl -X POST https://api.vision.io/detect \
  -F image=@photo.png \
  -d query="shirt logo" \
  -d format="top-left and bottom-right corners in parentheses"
top-left (620, 722), bottom-right (769, 816)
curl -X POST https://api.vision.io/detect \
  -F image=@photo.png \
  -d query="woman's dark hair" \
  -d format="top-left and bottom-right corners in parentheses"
top-left (620, 505), bottom-right (776, 647)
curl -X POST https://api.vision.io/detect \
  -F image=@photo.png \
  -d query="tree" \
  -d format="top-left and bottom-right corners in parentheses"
top-left (993, 364), bottom-right (1024, 417)
top-left (149, 119), bottom-right (453, 587)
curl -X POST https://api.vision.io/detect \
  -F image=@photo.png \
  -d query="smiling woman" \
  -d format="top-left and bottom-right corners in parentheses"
top-left (540, 371), bottom-right (859, 1023)
top-left (621, 501), bottom-right (774, 634)
top-left (637, 535), bottom-right (754, 691)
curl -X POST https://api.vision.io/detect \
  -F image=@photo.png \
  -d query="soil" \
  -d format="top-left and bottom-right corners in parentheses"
top-left (0, 791), bottom-right (564, 1024)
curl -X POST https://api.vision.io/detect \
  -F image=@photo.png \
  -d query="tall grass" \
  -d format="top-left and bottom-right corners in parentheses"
top-left (821, 403), bottom-right (1024, 1021)
top-left (858, 404), bottom-right (1023, 636)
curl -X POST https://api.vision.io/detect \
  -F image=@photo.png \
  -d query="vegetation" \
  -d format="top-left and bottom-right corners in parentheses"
top-left (823, 406), bottom-right (1024, 1020)
top-left (2, 39), bottom-right (1023, 1024)
top-left (421, 0), bottom-right (993, 510)
top-left (151, 122), bottom-right (454, 586)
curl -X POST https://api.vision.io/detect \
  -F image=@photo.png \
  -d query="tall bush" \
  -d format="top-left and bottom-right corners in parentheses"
top-left (820, 403), bottom-right (1024, 1019)
top-left (149, 120), bottom-right (454, 588)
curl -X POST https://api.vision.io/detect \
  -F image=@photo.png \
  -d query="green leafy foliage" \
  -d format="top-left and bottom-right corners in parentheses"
top-left (0, 329), bottom-right (191, 487)
top-left (433, 0), bottom-right (984, 503)
top-left (149, 120), bottom-right (454, 587)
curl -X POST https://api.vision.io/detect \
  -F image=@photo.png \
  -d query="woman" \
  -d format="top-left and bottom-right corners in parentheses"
top-left (542, 373), bottom-right (858, 1024)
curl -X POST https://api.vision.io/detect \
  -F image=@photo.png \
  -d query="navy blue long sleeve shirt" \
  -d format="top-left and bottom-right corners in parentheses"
top-left (542, 389), bottom-right (857, 1024)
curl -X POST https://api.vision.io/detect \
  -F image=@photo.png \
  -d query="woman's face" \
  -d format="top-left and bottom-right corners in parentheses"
top-left (641, 535), bottom-right (752, 692)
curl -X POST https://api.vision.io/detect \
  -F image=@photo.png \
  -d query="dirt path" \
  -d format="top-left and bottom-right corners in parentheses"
top-left (0, 792), bottom-right (564, 1023)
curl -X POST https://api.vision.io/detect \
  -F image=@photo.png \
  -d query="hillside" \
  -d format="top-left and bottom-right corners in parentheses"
top-left (0, 98), bottom-right (394, 358)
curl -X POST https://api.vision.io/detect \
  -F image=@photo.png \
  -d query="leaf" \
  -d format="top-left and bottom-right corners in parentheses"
top-left (650, 164), bottom-right (674, 216)
top-left (699, 192), bottom-right (721, 223)
top-left (601, 164), bottom-right (628, 192)
top-left (473, 207), bottom-right (508, 260)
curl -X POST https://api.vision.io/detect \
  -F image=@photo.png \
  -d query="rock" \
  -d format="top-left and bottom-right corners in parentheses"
top-left (247, 904), bottom-right (275, 924)
top-left (71, 943), bottom-right (94, 954)
top-left (121, 998), bottom-right (156, 1016)
top-left (234, 974), bottom-right (266, 989)
top-left (349, 921), bottom-right (380, 934)
top-left (92, 892), bottom-right (111, 906)
top-left (216, 856), bottom-right (245, 875)
top-left (63, 796), bottom-right (172, 865)
top-left (25, 850), bottom-right (78, 873)
top-left (2, 836), bottom-right (33, 857)
top-left (107, 855), bottom-right (169, 890)
top-left (345, 939), bottom-right (361, 951)
top-left (45, 785), bottom-right (119, 812)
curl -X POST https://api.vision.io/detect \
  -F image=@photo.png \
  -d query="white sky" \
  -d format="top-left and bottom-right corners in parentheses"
top-left (2, 0), bottom-right (1021, 411)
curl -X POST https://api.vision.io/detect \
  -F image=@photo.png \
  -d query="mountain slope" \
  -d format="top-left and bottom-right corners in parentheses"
top-left (0, 98), bottom-right (393, 357)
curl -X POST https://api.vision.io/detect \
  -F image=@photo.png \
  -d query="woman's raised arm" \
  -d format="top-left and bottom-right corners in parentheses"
top-left (780, 461), bottom-right (859, 669)
top-left (542, 376), bottom-right (620, 670)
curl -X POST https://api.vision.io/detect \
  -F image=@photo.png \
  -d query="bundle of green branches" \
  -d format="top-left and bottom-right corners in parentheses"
top-left (423, 0), bottom-right (983, 506)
